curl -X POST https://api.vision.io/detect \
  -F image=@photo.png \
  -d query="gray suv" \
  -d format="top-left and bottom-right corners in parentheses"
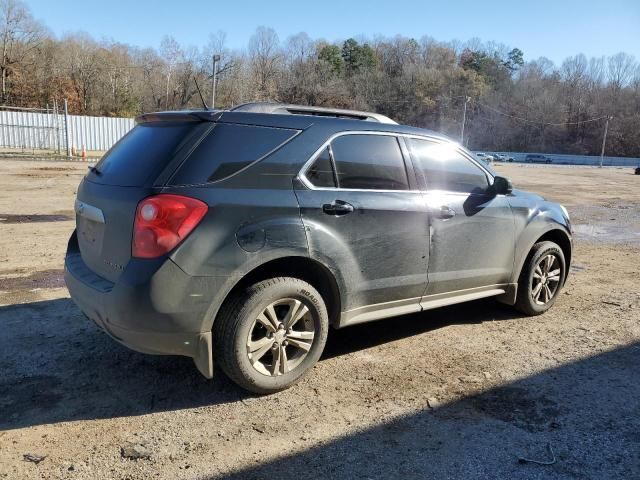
top-left (65, 103), bottom-right (572, 393)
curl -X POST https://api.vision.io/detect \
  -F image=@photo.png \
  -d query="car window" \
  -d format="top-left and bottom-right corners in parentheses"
top-left (170, 123), bottom-right (298, 185)
top-left (90, 122), bottom-right (198, 186)
top-left (305, 147), bottom-right (336, 188)
top-left (407, 139), bottom-right (489, 193)
top-left (330, 134), bottom-right (409, 190)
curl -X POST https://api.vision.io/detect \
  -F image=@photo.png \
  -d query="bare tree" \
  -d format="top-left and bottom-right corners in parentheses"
top-left (285, 32), bottom-right (313, 66)
top-left (607, 52), bottom-right (636, 90)
top-left (132, 46), bottom-right (165, 111)
top-left (202, 30), bottom-right (238, 106)
top-left (61, 33), bottom-right (102, 112)
top-left (1, 0), bottom-right (639, 157)
top-left (160, 36), bottom-right (182, 109)
top-left (282, 32), bottom-right (314, 93)
top-left (587, 56), bottom-right (606, 87)
top-left (248, 26), bottom-right (281, 100)
top-left (0, 0), bottom-right (44, 102)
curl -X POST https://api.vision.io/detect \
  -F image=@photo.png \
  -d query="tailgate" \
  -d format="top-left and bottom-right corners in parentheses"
top-left (74, 120), bottom-right (206, 282)
top-left (75, 179), bottom-right (156, 283)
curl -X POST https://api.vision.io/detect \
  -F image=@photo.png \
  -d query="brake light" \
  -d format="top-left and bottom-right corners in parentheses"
top-left (133, 194), bottom-right (208, 258)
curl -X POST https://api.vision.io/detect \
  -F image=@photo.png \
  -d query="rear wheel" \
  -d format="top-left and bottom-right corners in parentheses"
top-left (214, 277), bottom-right (329, 394)
top-left (515, 241), bottom-right (566, 316)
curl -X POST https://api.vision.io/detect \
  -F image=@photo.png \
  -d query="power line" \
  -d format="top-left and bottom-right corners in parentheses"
top-left (474, 100), bottom-right (608, 126)
top-left (364, 95), bottom-right (607, 128)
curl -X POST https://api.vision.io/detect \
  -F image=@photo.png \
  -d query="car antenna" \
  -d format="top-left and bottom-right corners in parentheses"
top-left (193, 76), bottom-right (210, 110)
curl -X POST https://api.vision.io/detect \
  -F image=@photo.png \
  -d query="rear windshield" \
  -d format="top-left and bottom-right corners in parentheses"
top-left (169, 123), bottom-right (298, 185)
top-left (89, 122), bottom-right (198, 186)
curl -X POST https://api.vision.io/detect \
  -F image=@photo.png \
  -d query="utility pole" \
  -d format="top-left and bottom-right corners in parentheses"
top-left (460, 96), bottom-right (471, 145)
top-left (53, 99), bottom-right (59, 154)
top-left (211, 54), bottom-right (220, 109)
top-left (599, 116), bottom-right (612, 168)
top-left (63, 98), bottom-right (71, 159)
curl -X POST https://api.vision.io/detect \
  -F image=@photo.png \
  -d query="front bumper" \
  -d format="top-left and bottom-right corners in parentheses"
top-left (64, 234), bottom-right (216, 378)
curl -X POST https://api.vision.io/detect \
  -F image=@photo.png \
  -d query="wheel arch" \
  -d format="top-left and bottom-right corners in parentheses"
top-left (516, 227), bottom-right (572, 285)
top-left (210, 256), bottom-right (342, 331)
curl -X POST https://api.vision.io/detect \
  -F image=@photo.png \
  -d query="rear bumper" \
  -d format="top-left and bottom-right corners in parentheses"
top-left (64, 233), bottom-right (219, 378)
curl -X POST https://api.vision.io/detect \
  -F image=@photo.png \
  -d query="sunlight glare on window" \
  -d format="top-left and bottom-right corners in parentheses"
top-left (414, 141), bottom-right (457, 162)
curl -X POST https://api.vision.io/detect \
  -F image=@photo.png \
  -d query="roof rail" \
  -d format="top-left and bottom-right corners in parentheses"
top-left (229, 102), bottom-right (397, 124)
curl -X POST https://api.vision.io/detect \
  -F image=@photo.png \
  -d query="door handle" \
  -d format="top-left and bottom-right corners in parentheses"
top-left (436, 205), bottom-right (456, 219)
top-left (322, 200), bottom-right (354, 216)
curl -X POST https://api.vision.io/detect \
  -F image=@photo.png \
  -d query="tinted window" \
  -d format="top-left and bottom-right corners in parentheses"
top-left (331, 134), bottom-right (409, 190)
top-left (408, 139), bottom-right (489, 193)
top-left (306, 147), bottom-right (336, 187)
top-left (91, 123), bottom-right (197, 186)
top-left (171, 123), bottom-right (298, 185)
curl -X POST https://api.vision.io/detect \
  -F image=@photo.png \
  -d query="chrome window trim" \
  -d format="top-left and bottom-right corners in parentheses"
top-left (299, 130), bottom-right (413, 192)
top-left (298, 130), bottom-right (494, 193)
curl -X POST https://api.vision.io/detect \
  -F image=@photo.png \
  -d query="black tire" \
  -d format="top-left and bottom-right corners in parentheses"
top-left (214, 277), bottom-right (329, 394)
top-left (515, 241), bottom-right (566, 316)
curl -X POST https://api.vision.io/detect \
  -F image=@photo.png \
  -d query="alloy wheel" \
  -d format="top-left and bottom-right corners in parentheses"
top-left (246, 298), bottom-right (315, 376)
top-left (531, 253), bottom-right (562, 305)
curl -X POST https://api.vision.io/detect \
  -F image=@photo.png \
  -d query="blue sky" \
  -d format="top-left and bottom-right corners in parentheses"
top-left (26, 0), bottom-right (640, 64)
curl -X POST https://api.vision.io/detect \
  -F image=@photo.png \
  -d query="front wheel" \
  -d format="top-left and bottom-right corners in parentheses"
top-left (515, 241), bottom-right (566, 316)
top-left (214, 277), bottom-right (329, 394)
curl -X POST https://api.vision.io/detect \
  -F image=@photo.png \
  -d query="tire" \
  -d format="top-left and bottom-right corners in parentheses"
top-left (515, 241), bottom-right (566, 316)
top-left (214, 277), bottom-right (329, 394)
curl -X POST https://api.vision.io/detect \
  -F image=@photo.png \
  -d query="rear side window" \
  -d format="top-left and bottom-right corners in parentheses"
top-left (91, 123), bottom-right (197, 186)
top-left (330, 134), bottom-right (409, 190)
top-left (407, 139), bottom-right (489, 193)
top-left (171, 123), bottom-right (298, 185)
top-left (306, 147), bottom-right (336, 187)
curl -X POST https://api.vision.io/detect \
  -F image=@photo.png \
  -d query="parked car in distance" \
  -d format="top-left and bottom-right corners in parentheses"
top-left (65, 102), bottom-right (572, 394)
top-left (493, 153), bottom-right (515, 162)
top-left (475, 152), bottom-right (494, 164)
top-left (525, 154), bottom-right (553, 164)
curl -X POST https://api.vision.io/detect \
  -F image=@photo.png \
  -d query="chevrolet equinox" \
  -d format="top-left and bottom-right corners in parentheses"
top-left (65, 102), bottom-right (572, 393)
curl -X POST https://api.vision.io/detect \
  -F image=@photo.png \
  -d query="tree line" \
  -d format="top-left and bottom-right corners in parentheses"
top-left (2, 0), bottom-right (639, 156)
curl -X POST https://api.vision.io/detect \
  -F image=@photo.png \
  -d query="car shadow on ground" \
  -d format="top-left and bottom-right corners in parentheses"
top-left (323, 299), bottom-right (518, 360)
top-left (214, 341), bottom-right (640, 479)
top-left (2, 296), bottom-right (528, 431)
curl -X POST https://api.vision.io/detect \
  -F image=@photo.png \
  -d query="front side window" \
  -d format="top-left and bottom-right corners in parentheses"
top-left (330, 134), bottom-right (409, 190)
top-left (407, 139), bottom-right (489, 193)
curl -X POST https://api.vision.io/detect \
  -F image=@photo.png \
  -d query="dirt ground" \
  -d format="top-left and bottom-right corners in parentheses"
top-left (0, 160), bottom-right (638, 480)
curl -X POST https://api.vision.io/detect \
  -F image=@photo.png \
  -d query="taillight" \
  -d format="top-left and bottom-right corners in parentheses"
top-left (132, 194), bottom-right (208, 258)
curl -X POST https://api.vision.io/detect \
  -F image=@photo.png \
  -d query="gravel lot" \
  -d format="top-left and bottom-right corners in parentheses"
top-left (0, 160), bottom-right (639, 479)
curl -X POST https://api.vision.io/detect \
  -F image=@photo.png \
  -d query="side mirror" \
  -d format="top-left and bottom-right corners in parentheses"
top-left (491, 176), bottom-right (513, 195)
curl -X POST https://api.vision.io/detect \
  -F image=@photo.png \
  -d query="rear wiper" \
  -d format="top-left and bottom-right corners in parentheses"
top-left (88, 165), bottom-right (102, 176)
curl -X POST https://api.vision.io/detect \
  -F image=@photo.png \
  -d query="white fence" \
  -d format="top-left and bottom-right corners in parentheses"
top-left (0, 107), bottom-right (134, 153)
top-left (1, 105), bottom-right (639, 166)
top-left (66, 114), bottom-right (133, 151)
